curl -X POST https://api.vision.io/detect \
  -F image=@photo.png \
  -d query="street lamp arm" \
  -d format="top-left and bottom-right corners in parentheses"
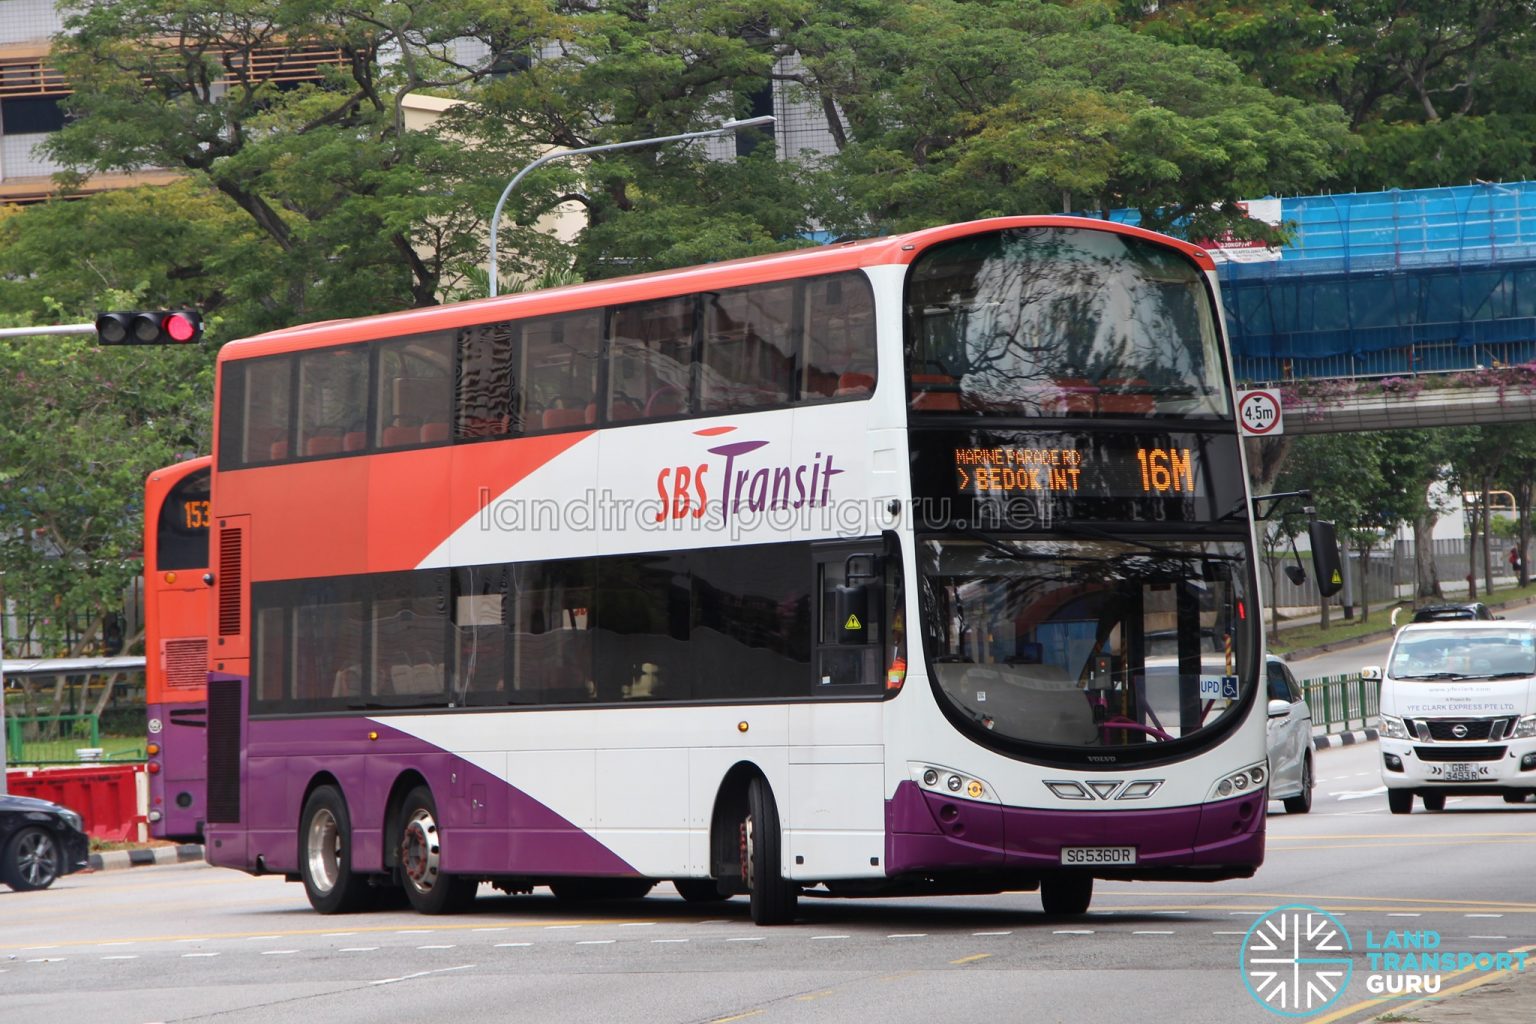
top-left (487, 116), bottom-right (775, 297)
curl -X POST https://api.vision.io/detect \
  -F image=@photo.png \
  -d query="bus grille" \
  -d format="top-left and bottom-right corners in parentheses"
top-left (206, 678), bottom-right (242, 823)
top-left (162, 637), bottom-right (208, 690)
top-left (217, 527), bottom-right (242, 636)
top-left (1414, 745), bottom-right (1506, 762)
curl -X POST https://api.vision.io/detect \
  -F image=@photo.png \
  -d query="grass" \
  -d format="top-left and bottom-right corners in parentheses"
top-left (1268, 578), bottom-right (1536, 657)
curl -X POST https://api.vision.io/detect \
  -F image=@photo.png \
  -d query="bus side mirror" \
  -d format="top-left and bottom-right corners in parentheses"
top-left (1309, 519), bottom-right (1343, 598)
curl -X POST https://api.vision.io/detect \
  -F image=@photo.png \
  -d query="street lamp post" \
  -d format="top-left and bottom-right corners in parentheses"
top-left (486, 115), bottom-right (775, 297)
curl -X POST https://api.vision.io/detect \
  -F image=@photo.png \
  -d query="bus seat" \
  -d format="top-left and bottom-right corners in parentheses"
top-left (342, 430), bottom-right (368, 451)
top-left (609, 396), bottom-right (641, 421)
top-left (305, 433), bottom-right (343, 456)
top-left (542, 407), bottom-right (587, 430)
top-left (645, 386), bottom-right (685, 417)
top-left (910, 373), bottom-right (961, 410)
top-left (268, 434), bottom-right (290, 460)
top-left (382, 423), bottom-right (420, 447)
top-left (419, 422), bottom-right (450, 443)
top-left (834, 372), bottom-right (875, 397)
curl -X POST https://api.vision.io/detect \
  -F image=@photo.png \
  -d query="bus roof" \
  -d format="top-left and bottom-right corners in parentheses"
top-left (219, 216), bottom-right (1216, 361)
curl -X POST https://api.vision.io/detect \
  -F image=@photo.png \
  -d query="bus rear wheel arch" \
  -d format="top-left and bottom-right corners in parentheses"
top-left (397, 785), bottom-right (478, 914)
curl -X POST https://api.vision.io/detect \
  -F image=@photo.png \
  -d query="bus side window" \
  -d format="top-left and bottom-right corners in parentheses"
top-left (524, 311), bottom-right (601, 431)
top-left (456, 321), bottom-right (520, 439)
top-left (803, 273), bottom-right (876, 402)
top-left (297, 348), bottom-right (367, 457)
top-left (700, 282), bottom-right (796, 412)
top-left (815, 552), bottom-right (883, 687)
top-left (377, 333), bottom-right (453, 448)
top-left (608, 298), bottom-right (695, 423)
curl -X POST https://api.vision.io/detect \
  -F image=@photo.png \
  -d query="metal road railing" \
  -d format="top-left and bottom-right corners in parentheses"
top-left (4, 714), bottom-right (144, 765)
top-left (1299, 674), bottom-right (1380, 735)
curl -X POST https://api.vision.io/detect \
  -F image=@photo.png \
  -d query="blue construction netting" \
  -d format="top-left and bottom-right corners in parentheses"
top-left (1105, 182), bottom-right (1536, 383)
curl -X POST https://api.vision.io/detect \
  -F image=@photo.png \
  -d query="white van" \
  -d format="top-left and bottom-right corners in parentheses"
top-left (1365, 621), bottom-right (1536, 814)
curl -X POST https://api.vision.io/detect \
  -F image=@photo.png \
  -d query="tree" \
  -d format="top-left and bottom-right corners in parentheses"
top-left (42, 0), bottom-right (552, 324)
top-left (1273, 432), bottom-right (1386, 629)
top-left (0, 323), bottom-right (211, 658)
top-left (784, 0), bottom-right (1350, 241)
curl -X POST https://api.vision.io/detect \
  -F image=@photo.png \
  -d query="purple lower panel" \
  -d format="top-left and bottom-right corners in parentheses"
top-left (206, 702), bottom-right (635, 879)
top-left (147, 701), bottom-right (206, 842)
top-left (885, 780), bottom-right (1264, 875)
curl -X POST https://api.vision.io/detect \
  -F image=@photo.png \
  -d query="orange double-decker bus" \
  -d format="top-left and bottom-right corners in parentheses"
top-left (142, 456), bottom-right (212, 842)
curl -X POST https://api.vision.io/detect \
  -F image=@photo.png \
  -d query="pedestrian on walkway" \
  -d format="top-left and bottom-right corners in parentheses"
top-left (1510, 546), bottom-right (1523, 578)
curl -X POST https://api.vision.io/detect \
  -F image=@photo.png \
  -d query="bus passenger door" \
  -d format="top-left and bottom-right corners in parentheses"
top-left (785, 545), bottom-right (889, 881)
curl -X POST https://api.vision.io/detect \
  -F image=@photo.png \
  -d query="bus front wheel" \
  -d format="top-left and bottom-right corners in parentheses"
top-left (299, 785), bottom-right (371, 914)
top-left (397, 786), bottom-right (477, 915)
top-left (1040, 874), bottom-right (1093, 916)
top-left (742, 777), bottom-right (797, 925)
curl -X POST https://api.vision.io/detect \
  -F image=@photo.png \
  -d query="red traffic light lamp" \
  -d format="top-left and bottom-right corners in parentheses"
top-left (95, 310), bottom-right (204, 346)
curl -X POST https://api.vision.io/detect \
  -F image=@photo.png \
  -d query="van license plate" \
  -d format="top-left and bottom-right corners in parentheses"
top-left (1060, 846), bottom-right (1136, 866)
top-left (1444, 764), bottom-right (1482, 782)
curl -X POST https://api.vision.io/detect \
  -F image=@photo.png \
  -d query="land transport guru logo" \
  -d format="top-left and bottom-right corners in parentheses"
top-left (1240, 904), bottom-right (1530, 1017)
top-left (1240, 904), bottom-right (1353, 1016)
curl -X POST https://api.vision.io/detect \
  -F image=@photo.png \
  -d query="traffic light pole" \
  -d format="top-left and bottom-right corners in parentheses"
top-left (0, 323), bottom-right (95, 338)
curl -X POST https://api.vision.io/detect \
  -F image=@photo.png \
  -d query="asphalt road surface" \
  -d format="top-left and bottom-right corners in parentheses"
top-left (5, 742), bottom-right (1533, 1024)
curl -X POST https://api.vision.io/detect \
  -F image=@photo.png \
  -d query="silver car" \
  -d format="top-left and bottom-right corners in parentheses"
top-left (1266, 655), bottom-right (1316, 813)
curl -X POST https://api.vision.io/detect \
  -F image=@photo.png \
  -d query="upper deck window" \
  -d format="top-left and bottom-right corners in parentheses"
top-left (905, 227), bottom-right (1228, 418)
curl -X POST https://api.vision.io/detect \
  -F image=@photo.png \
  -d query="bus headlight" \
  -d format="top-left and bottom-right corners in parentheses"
top-left (1514, 715), bottom-right (1536, 739)
top-left (1379, 715), bottom-right (1411, 740)
top-left (1209, 763), bottom-right (1267, 801)
top-left (910, 763), bottom-right (995, 802)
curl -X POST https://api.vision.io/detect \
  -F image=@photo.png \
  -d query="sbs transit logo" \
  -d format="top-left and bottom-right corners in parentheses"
top-left (1240, 904), bottom-right (1353, 1016)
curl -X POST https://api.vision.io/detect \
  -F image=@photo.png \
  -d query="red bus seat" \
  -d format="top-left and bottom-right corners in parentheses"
top-left (834, 372), bottom-right (875, 397)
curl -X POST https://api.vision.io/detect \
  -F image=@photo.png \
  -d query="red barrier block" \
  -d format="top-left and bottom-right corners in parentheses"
top-left (6, 764), bottom-right (146, 841)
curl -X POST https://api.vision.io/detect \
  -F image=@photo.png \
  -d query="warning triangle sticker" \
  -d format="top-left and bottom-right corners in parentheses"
top-left (1331, 570), bottom-right (1343, 584)
top-left (844, 613), bottom-right (863, 631)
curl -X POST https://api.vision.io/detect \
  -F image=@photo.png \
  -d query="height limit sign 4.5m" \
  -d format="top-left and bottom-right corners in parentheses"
top-left (1237, 389), bottom-right (1284, 437)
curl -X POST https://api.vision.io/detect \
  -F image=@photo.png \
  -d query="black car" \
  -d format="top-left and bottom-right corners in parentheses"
top-left (1, 793), bottom-right (91, 891)
top-left (1411, 602), bottom-right (1497, 623)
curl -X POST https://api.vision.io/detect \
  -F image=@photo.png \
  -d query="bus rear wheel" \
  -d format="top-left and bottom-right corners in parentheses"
top-left (398, 786), bottom-right (477, 915)
top-left (299, 785), bottom-right (371, 914)
top-left (674, 879), bottom-right (729, 903)
top-left (1040, 874), bottom-right (1093, 916)
top-left (742, 776), bottom-right (797, 925)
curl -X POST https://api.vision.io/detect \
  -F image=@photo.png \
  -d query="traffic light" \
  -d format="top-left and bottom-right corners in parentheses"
top-left (95, 310), bottom-right (204, 346)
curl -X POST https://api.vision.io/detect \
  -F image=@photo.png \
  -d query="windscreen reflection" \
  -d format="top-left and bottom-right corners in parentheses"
top-left (920, 537), bottom-right (1254, 750)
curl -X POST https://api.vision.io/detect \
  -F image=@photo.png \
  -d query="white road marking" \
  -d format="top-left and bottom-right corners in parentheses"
top-left (972, 931), bottom-right (1012, 936)
top-left (471, 927), bottom-right (507, 933)
top-left (322, 932), bottom-right (356, 938)
top-left (620, 922), bottom-right (656, 928)
top-left (340, 947), bottom-right (380, 952)
top-left (182, 953), bottom-right (219, 958)
top-left (493, 943), bottom-right (532, 948)
top-left (887, 933), bottom-right (927, 939)
top-left (1466, 913), bottom-right (1504, 918)
top-left (726, 937), bottom-right (764, 942)
top-left (811, 935), bottom-right (849, 940)
top-left (102, 955), bottom-right (139, 960)
top-left (576, 940), bottom-right (615, 945)
top-left (651, 939), bottom-right (689, 944)
top-left (1053, 930), bottom-right (1094, 935)
top-left (1387, 913), bottom-right (1421, 918)
top-left (1133, 931), bottom-right (1174, 935)
top-left (417, 945), bottom-right (456, 950)
top-left (370, 964), bottom-right (475, 986)
top-left (1336, 787), bottom-right (1388, 801)
top-left (1468, 936), bottom-right (1508, 940)
top-left (261, 950), bottom-right (298, 955)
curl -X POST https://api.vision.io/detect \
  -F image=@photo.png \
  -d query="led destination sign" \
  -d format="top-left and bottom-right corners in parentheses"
top-left (911, 429), bottom-right (1239, 528)
top-left (952, 445), bottom-right (1199, 498)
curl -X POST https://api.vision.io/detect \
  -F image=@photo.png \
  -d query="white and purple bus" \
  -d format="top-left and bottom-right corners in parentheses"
top-left (204, 217), bottom-right (1271, 923)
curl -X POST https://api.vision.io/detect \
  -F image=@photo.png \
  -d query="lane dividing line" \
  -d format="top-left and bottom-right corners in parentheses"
top-left (370, 963), bottom-right (476, 986)
top-left (951, 953), bottom-right (992, 965)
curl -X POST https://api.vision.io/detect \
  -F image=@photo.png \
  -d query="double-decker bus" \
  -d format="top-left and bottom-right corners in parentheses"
top-left (204, 217), bottom-right (1274, 923)
top-left (143, 456), bottom-right (213, 842)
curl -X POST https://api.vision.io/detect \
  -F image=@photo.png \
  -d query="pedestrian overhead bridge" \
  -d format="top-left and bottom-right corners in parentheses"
top-left (1118, 182), bottom-right (1536, 433)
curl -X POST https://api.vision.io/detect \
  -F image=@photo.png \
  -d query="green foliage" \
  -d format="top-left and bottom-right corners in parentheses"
top-left (0, 327), bottom-right (211, 655)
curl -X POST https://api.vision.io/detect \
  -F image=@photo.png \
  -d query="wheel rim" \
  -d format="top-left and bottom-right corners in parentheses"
top-left (401, 807), bottom-right (442, 895)
top-left (18, 831), bottom-right (57, 887)
top-left (305, 808), bottom-right (342, 895)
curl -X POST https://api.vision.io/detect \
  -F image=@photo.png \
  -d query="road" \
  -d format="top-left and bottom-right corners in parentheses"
top-left (5, 741), bottom-right (1533, 1024)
